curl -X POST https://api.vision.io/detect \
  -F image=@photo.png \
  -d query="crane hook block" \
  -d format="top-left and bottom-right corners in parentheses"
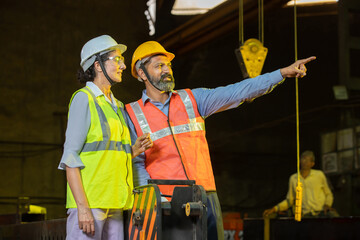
top-left (237, 38), bottom-right (268, 78)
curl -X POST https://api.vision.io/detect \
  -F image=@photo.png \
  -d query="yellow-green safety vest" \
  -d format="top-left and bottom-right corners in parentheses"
top-left (66, 86), bottom-right (134, 209)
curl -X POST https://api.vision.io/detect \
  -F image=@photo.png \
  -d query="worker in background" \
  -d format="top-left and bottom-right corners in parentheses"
top-left (263, 150), bottom-right (338, 218)
top-left (125, 40), bottom-right (316, 240)
top-left (58, 35), bottom-right (152, 240)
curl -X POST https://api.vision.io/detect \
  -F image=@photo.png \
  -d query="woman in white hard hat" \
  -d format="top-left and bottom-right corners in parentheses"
top-left (58, 35), bottom-right (152, 240)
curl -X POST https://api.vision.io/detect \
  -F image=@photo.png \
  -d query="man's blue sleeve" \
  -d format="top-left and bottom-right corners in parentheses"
top-left (192, 70), bottom-right (284, 118)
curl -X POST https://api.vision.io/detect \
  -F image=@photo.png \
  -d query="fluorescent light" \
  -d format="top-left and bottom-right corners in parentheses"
top-left (171, 0), bottom-right (228, 15)
top-left (145, 0), bottom-right (156, 36)
top-left (286, 0), bottom-right (338, 6)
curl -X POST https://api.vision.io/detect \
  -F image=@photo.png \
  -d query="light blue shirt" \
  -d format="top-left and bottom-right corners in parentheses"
top-left (58, 82), bottom-right (120, 170)
top-left (128, 70), bottom-right (284, 186)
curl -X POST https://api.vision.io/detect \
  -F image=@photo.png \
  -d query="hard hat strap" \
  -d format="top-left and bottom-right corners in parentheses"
top-left (96, 54), bottom-right (116, 86)
top-left (139, 62), bottom-right (164, 92)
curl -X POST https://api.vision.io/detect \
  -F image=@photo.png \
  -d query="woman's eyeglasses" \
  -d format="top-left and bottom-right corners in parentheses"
top-left (105, 55), bottom-right (125, 65)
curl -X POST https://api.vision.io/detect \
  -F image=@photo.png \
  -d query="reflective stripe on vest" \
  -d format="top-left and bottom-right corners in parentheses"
top-left (129, 90), bottom-right (205, 141)
top-left (82, 88), bottom-right (132, 154)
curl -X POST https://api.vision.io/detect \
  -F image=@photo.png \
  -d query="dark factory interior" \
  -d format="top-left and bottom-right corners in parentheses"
top-left (1, 0), bottom-right (360, 239)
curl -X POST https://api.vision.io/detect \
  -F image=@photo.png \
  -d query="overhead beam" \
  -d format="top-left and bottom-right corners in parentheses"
top-left (156, 0), bottom-right (289, 55)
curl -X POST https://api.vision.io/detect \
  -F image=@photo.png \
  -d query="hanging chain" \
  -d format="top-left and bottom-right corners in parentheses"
top-left (239, 0), bottom-right (244, 44)
top-left (258, 0), bottom-right (264, 43)
top-left (293, 0), bottom-right (303, 222)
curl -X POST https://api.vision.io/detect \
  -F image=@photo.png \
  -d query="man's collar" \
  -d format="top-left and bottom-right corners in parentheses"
top-left (141, 89), bottom-right (177, 106)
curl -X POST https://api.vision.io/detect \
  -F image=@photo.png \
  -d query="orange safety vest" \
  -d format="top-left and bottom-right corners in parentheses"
top-left (126, 89), bottom-right (216, 196)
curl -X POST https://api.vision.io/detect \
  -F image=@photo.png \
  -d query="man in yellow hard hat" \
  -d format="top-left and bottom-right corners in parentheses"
top-left (125, 40), bottom-right (316, 240)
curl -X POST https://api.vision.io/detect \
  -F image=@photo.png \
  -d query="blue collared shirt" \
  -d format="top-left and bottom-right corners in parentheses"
top-left (129, 69), bottom-right (284, 186)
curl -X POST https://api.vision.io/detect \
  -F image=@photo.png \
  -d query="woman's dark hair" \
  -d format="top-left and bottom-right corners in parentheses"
top-left (77, 51), bottom-right (113, 84)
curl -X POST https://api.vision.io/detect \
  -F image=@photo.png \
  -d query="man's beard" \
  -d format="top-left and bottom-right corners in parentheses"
top-left (150, 73), bottom-right (175, 92)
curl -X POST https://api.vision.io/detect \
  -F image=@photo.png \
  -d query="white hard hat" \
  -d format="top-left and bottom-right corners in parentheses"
top-left (80, 35), bottom-right (127, 71)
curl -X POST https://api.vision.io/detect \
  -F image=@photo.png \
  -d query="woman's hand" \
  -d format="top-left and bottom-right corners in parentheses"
top-left (66, 166), bottom-right (95, 235)
top-left (78, 206), bottom-right (95, 235)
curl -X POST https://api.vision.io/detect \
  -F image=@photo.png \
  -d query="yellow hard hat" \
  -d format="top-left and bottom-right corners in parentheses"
top-left (131, 41), bottom-right (175, 78)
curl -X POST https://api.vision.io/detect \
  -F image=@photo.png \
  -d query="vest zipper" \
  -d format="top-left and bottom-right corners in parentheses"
top-left (167, 119), bottom-right (190, 180)
top-left (125, 154), bottom-right (130, 188)
top-left (115, 104), bottom-right (131, 190)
